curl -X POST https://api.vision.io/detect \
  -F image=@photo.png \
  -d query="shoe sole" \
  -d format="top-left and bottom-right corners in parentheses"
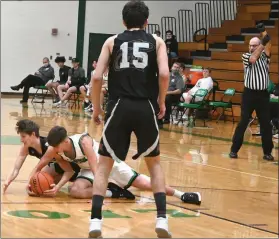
top-left (88, 230), bottom-right (102, 238)
top-left (155, 228), bottom-right (172, 238)
top-left (195, 192), bottom-right (201, 205)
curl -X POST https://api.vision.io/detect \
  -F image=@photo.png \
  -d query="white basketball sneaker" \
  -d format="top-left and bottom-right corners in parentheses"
top-left (155, 217), bottom-right (172, 238)
top-left (89, 218), bottom-right (103, 238)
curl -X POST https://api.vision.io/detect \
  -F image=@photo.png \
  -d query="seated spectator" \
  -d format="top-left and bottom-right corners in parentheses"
top-left (54, 58), bottom-right (85, 107)
top-left (182, 67), bottom-right (213, 103)
top-left (165, 30), bottom-right (178, 59)
top-left (154, 30), bottom-right (161, 37)
top-left (46, 56), bottom-right (71, 103)
top-left (163, 62), bottom-right (185, 124)
top-left (80, 60), bottom-right (97, 110)
top-left (10, 57), bottom-right (54, 103)
top-left (181, 67), bottom-right (213, 118)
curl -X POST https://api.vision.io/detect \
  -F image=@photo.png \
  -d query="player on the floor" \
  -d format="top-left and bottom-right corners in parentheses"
top-left (28, 126), bottom-right (201, 205)
top-left (90, 1), bottom-right (171, 237)
top-left (2, 119), bottom-right (81, 194)
top-left (27, 126), bottom-right (135, 199)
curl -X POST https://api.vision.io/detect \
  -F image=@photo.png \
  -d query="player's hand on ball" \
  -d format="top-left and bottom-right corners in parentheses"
top-left (157, 103), bottom-right (166, 119)
top-left (256, 22), bottom-right (266, 33)
top-left (26, 184), bottom-right (37, 197)
top-left (43, 184), bottom-right (58, 197)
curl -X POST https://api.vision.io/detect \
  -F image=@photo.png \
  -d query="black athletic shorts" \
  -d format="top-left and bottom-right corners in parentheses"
top-left (98, 97), bottom-right (160, 162)
top-left (49, 162), bottom-right (81, 182)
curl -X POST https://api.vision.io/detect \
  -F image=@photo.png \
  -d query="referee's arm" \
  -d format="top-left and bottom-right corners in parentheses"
top-left (261, 31), bottom-right (272, 58)
top-left (247, 45), bottom-right (266, 64)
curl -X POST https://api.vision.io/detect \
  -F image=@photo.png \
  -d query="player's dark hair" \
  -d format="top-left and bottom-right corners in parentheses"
top-left (47, 126), bottom-right (67, 147)
top-left (122, 0), bottom-right (149, 29)
top-left (16, 120), bottom-right (40, 137)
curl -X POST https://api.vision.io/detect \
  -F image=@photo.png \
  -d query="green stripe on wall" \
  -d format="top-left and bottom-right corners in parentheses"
top-left (76, 0), bottom-right (86, 66)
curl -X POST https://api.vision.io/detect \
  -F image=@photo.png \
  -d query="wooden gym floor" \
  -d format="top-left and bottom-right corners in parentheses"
top-left (1, 98), bottom-right (278, 238)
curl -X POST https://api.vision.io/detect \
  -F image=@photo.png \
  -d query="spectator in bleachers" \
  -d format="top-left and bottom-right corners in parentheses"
top-left (154, 30), bottom-right (161, 37)
top-left (53, 58), bottom-right (85, 107)
top-left (165, 30), bottom-right (178, 58)
top-left (181, 67), bottom-right (213, 103)
top-left (10, 57), bottom-right (54, 103)
top-left (181, 67), bottom-right (213, 119)
top-left (46, 56), bottom-right (71, 103)
top-left (163, 62), bottom-right (185, 124)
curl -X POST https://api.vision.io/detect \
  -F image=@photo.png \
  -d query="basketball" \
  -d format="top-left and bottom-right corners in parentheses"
top-left (29, 172), bottom-right (54, 196)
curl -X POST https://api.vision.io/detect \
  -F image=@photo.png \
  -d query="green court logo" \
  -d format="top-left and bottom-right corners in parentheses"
top-left (7, 210), bottom-right (70, 219)
top-left (7, 209), bottom-right (199, 219)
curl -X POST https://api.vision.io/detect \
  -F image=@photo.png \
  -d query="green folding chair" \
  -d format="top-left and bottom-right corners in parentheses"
top-left (209, 88), bottom-right (236, 123)
top-left (31, 85), bottom-right (49, 104)
top-left (176, 88), bottom-right (209, 127)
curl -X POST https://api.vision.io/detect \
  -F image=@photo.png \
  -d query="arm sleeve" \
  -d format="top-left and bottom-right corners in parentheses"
top-left (68, 69), bottom-right (72, 77)
top-left (79, 68), bottom-right (85, 78)
top-left (176, 76), bottom-right (185, 92)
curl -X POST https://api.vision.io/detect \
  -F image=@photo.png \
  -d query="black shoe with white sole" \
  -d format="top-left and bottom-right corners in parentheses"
top-left (181, 192), bottom-right (201, 205)
top-left (107, 182), bottom-right (135, 200)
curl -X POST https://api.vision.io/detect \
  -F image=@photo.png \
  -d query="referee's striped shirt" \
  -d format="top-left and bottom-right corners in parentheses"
top-left (242, 52), bottom-right (270, 90)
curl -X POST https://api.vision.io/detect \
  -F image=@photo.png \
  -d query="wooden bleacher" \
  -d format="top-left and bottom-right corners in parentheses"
top-left (178, 0), bottom-right (279, 121)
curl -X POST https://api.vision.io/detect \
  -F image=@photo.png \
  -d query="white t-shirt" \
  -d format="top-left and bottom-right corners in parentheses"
top-left (190, 77), bottom-right (213, 96)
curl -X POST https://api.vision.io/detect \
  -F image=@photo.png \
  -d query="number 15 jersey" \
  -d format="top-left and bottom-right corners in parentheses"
top-left (108, 30), bottom-right (159, 101)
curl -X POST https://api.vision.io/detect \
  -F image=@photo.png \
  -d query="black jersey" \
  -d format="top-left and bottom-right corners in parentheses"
top-left (28, 136), bottom-right (48, 159)
top-left (108, 30), bottom-right (158, 101)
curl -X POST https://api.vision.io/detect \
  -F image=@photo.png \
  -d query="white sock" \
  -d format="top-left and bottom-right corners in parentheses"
top-left (173, 189), bottom-right (183, 199)
top-left (105, 189), bottom-right (112, 198)
top-left (85, 98), bottom-right (89, 103)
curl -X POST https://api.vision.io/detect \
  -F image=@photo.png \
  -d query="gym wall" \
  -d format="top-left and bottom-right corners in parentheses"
top-left (1, 1), bottom-right (78, 93)
top-left (1, 0), bottom-right (207, 93)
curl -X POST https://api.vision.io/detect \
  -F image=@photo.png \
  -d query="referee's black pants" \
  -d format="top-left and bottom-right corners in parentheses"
top-left (231, 87), bottom-right (274, 155)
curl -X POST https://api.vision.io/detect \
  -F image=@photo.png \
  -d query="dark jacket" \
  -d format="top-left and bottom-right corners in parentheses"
top-left (165, 36), bottom-right (178, 55)
top-left (35, 64), bottom-right (55, 83)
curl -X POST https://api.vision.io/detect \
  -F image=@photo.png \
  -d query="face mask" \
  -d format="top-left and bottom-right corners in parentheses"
top-left (43, 63), bottom-right (49, 67)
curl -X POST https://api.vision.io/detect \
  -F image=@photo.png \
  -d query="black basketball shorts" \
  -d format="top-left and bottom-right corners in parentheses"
top-left (98, 97), bottom-right (160, 162)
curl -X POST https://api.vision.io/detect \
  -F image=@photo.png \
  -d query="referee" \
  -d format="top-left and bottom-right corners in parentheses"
top-left (230, 23), bottom-right (274, 161)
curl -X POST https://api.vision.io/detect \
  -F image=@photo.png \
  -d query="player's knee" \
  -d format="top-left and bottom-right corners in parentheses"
top-left (69, 185), bottom-right (82, 198)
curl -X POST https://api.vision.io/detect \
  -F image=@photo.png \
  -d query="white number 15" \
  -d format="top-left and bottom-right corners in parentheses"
top-left (120, 42), bottom-right (149, 69)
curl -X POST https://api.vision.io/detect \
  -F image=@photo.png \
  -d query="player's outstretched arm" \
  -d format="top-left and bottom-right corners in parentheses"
top-left (3, 145), bottom-right (28, 193)
top-left (27, 147), bottom-right (56, 195)
top-left (80, 136), bottom-right (98, 175)
top-left (43, 159), bottom-right (74, 197)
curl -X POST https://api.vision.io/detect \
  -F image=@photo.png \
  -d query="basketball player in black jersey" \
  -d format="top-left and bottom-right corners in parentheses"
top-left (89, 1), bottom-right (171, 238)
top-left (2, 119), bottom-right (80, 195)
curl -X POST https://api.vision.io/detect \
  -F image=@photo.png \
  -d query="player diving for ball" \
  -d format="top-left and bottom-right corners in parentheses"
top-left (3, 119), bottom-right (80, 195)
top-left (3, 120), bottom-right (130, 199)
top-left (28, 125), bottom-right (201, 205)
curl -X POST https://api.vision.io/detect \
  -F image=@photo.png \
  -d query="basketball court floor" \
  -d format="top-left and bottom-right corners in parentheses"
top-left (1, 98), bottom-right (278, 238)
